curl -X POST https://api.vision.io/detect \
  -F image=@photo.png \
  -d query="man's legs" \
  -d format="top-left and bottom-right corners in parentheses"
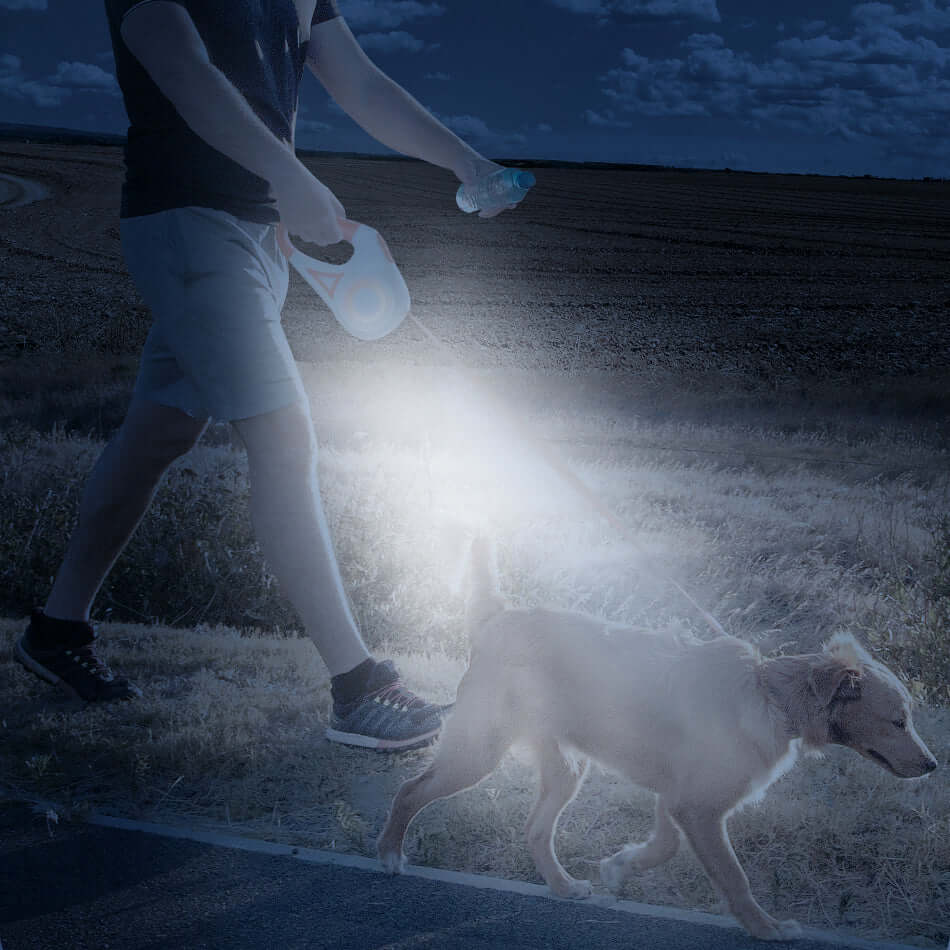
top-left (19, 393), bottom-right (442, 745)
top-left (231, 400), bottom-right (371, 676)
top-left (47, 393), bottom-right (370, 673)
top-left (19, 204), bottom-right (442, 746)
top-left (45, 401), bottom-right (209, 621)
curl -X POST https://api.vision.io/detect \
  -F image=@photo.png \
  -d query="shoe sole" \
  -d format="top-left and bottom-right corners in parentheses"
top-left (325, 725), bottom-right (440, 752)
top-left (14, 635), bottom-right (138, 703)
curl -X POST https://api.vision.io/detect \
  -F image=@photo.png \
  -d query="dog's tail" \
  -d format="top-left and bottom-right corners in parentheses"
top-left (464, 536), bottom-right (506, 640)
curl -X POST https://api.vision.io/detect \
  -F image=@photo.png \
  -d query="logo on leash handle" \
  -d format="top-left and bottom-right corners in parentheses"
top-left (278, 219), bottom-right (410, 341)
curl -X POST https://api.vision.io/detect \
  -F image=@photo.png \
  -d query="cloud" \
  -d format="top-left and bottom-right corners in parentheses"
top-left (428, 109), bottom-right (526, 146)
top-left (0, 0), bottom-right (47, 9)
top-left (0, 55), bottom-right (121, 106)
top-left (584, 107), bottom-right (633, 126)
top-left (550, 0), bottom-right (606, 12)
top-left (549, 0), bottom-right (720, 23)
top-left (436, 112), bottom-right (494, 139)
top-left (0, 53), bottom-right (68, 107)
top-left (852, 0), bottom-right (950, 32)
top-left (50, 61), bottom-right (120, 95)
top-left (594, 9), bottom-right (950, 164)
top-left (356, 30), bottom-right (435, 52)
top-left (297, 118), bottom-right (333, 132)
top-left (776, 28), bottom-right (948, 68)
top-left (338, 0), bottom-right (445, 29)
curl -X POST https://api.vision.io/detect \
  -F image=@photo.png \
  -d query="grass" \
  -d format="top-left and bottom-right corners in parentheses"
top-left (2, 357), bottom-right (948, 946)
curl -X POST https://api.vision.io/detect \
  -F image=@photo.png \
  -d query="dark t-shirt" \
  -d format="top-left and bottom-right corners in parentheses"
top-left (104, 0), bottom-right (340, 221)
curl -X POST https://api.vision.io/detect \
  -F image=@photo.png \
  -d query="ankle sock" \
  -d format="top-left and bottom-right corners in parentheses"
top-left (330, 658), bottom-right (377, 706)
top-left (28, 608), bottom-right (95, 649)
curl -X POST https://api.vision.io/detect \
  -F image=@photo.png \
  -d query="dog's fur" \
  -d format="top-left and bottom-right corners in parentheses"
top-left (378, 538), bottom-right (938, 941)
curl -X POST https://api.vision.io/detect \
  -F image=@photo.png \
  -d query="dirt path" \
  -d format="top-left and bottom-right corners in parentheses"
top-left (0, 172), bottom-right (50, 209)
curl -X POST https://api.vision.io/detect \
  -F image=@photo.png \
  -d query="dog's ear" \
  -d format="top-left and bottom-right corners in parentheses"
top-left (809, 661), bottom-right (862, 707)
top-left (822, 632), bottom-right (873, 667)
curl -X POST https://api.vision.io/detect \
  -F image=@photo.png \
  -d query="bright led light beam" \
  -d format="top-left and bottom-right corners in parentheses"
top-left (402, 314), bottom-right (728, 637)
top-left (286, 217), bottom-right (727, 637)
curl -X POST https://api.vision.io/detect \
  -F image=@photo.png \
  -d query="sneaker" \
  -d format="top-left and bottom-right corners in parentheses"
top-left (14, 608), bottom-right (141, 703)
top-left (326, 659), bottom-right (445, 751)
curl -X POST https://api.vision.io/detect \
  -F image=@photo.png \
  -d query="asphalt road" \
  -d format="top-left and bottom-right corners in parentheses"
top-left (0, 801), bottom-right (923, 950)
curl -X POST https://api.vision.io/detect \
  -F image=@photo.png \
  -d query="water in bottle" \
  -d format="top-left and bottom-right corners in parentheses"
top-left (456, 167), bottom-right (536, 213)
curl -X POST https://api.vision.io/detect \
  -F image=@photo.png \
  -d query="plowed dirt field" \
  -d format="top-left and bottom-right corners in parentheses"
top-left (1, 142), bottom-right (948, 424)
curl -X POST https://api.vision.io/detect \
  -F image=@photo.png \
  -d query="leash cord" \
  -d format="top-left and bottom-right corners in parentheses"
top-left (405, 312), bottom-right (729, 638)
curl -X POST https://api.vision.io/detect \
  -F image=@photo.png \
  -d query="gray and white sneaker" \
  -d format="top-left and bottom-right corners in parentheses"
top-left (326, 660), bottom-right (444, 751)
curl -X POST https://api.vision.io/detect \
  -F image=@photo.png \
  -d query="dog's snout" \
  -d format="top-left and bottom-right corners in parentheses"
top-left (922, 757), bottom-right (938, 773)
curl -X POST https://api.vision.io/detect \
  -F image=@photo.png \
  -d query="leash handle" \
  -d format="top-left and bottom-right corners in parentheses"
top-left (277, 217), bottom-right (359, 260)
top-left (279, 218), bottom-right (409, 342)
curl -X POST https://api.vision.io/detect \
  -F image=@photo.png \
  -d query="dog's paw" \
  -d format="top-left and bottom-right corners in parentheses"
top-left (748, 916), bottom-right (803, 941)
top-left (378, 849), bottom-right (406, 875)
top-left (552, 878), bottom-right (593, 900)
top-left (771, 919), bottom-right (803, 941)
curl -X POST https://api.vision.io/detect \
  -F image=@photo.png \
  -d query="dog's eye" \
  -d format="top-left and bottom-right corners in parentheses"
top-left (892, 719), bottom-right (906, 730)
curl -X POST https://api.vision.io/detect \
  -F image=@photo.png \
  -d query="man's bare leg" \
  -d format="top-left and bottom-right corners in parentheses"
top-left (44, 401), bottom-right (209, 622)
top-left (233, 400), bottom-right (444, 751)
top-left (28, 395), bottom-right (441, 741)
top-left (231, 400), bottom-right (371, 676)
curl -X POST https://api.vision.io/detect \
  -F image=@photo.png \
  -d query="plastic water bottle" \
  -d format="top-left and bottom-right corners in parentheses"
top-left (456, 167), bottom-right (536, 213)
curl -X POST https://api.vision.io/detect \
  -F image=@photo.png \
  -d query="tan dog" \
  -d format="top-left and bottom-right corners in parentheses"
top-left (378, 538), bottom-right (938, 941)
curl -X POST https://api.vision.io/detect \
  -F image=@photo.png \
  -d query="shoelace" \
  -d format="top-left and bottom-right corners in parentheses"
top-left (370, 682), bottom-right (426, 712)
top-left (63, 646), bottom-right (115, 682)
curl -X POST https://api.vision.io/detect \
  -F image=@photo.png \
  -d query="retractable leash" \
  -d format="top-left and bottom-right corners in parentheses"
top-left (277, 218), bottom-right (409, 341)
top-left (278, 217), bottom-right (729, 639)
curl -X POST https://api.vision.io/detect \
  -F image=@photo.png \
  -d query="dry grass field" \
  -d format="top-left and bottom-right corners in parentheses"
top-left (1, 142), bottom-right (948, 945)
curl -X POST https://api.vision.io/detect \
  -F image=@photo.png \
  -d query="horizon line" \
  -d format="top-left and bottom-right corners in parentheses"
top-left (0, 121), bottom-right (945, 184)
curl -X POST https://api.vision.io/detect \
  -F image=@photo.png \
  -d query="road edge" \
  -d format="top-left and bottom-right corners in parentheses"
top-left (72, 809), bottom-right (923, 950)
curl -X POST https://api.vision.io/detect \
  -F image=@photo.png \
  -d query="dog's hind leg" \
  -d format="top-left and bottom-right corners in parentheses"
top-left (525, 738), bottom-right (592, 899)
top-left (377, 703), bottom-right (512, 874)
top-left (670, 805), bottom-right (802, 941)
top-left (600, 796), bottom-right (680, 892)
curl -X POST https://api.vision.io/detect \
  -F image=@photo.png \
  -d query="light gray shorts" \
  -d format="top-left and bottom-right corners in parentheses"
top-left (120, 205), bottom-right (307, 422)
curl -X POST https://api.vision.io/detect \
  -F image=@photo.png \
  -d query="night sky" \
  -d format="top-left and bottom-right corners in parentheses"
top-left (1, 0), bottom-right (948, 179)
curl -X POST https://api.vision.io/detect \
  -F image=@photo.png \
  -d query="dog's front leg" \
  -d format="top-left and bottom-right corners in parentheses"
top-left (671, 807), bottom-right (802, 942)
top-left (378, 709), bottom-right (512, 875)
top-left (378, 770), bottom-right (428, 874)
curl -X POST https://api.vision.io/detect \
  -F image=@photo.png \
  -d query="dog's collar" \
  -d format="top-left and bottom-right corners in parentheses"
top-left (755, 662), bottom-right (800, 740)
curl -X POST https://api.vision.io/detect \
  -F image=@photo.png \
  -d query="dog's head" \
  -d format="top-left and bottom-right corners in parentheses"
top-left (815, 634), bottom-right (938, 778)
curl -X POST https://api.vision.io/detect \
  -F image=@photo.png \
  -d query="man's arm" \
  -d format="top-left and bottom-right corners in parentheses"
top-left (306, 17), bottom-right (498, 189)
top-left (121, 1), bottom-right (344, 243)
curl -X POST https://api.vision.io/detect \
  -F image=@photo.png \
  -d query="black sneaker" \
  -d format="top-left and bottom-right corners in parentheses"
top-left (326, 660), bottom-right (444, 751)
top-left (14, 608), bottom-right (141, 703)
